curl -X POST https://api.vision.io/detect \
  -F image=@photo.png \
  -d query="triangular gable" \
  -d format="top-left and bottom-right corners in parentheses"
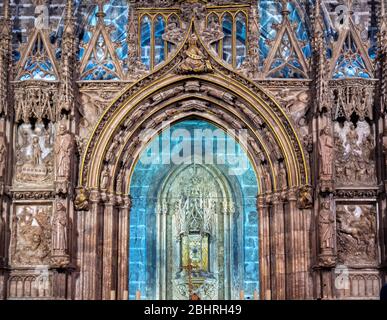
top-left (330, 17), bottom-right (374, 79)
top-left (263, 9), bottom-right (309, 79)
top-left (79, 10), bottom-right (125, 81)
top-left (16, 29), bottom-right (59, 81)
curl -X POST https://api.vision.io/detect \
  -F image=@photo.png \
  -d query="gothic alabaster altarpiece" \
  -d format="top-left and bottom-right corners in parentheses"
top-left (0, 0), bottom-right (386, 300)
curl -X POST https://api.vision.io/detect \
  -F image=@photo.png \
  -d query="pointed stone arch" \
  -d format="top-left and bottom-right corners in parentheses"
top-left (75, 21), bottom-right (312, 300)
top-left (79, 5), bottom-right (125, 80)
top-left (262, 3), bottom-right (310, 79)
top-left (15, 29), bottom-right (60, 81)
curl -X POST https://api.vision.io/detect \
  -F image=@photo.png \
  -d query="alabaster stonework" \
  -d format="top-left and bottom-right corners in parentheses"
top-left (0, 0), bottom-right (386, 300)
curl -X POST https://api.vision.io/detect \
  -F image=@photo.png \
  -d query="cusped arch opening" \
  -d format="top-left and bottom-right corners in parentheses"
top-left (128, 119), bottom-right (259, 300)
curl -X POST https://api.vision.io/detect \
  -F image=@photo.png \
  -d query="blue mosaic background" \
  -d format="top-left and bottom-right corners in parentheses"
top-left (129, 119), bottom-right (259, 300)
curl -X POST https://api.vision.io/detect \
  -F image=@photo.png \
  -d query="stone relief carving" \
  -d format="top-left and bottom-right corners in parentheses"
top-left (334, 121), bottom-right (376, 186)
top-left (178, 34), bottom-right (213, 74)
top-left (318, 198), bottom-right (335, 266)
top-left (336, 204), bottom-right (377, 265)
top-left (54, 124), bottom-right (74, 181)
top-left (319, 126), bottom-right (334, 177)
top-left (201, 16), bottom-right (224, 47)
top-left (12, 205), bottom-right (52, 266)
top-left (277, 162), bottom-right (288, 191)
top-left (50, 201), bottom-right (69, 267)
top-left (77, 92), bottom-right (113, 155)
top-left (14, 123), bottom-right (54, 186)
top-left (74, 188), bottom-right (89, 211)
top-left (180, 1), bottom-right (207, 25)
top-left (162, 21), bottom-right (185, 47)
top-left (0, 134), bottom-right (5, 180)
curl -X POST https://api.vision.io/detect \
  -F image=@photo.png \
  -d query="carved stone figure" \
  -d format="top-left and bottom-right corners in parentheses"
top-left (75, 188), bottom-right (89, 211)
top-left (179, 34), bottom-right (213, 74)
top-left (54, 124), bottom-right (74, 180)
top-left (201, 85), bottom-right (234, 105)
top-left (202, 16), bottom-right (224, 46)
top-left (12, 206), bottom-right (52, 266)
top-left (100, 166), bottom-right (110, 190)
top-left (152, 87), bottom-right (184, 105)
top-left (52, 202), bottom-right (68, 256)
top-left (0, 135), bottom-right (5, 179)
top-left (346, 123), bottom-right (360, 152)
top-left (285, 91), bottom-right (310, 127)
top-left (31, 136), bottom-right (42, 166)
top-left (277, 162), bottom-right (287, 190)
top-left (336, 205), bottom-right (377, 265)
top-left (319, 126), bottom-right (334, 177)
top-left (162, 22), bottom-right (185, 46)
top-left (319, 199), bottom-right (334, 251)
top-left (298, 185), bottom-right (313, 209)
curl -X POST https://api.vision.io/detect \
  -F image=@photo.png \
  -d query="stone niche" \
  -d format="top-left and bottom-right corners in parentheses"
top-left (14, 123), bottom-right (54, 188)
top-left (11, 204), bottom-right (52, 267)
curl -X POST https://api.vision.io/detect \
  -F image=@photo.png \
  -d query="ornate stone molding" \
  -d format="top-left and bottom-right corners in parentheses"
top-left (12, 191), bottom-right (55, 201)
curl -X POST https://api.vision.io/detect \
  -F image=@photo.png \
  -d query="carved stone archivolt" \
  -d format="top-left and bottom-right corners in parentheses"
top-left (11, 205), bottom-right (52, 266)
top-left (54, 124), bottom-right (74, 181)
top-left (80, 24), bottom-right (308, 197)
top-left (336, 204), bottom-right (377, 266)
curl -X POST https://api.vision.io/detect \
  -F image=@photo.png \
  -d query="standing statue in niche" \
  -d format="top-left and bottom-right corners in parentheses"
top-left (179, 34), bottom-right (213, 74)
top-left (0, 136), bottom-right (5, 179)
top-left (32, 137), bottom-right (42, 166)
top-left (319, 199), bottom-right (334, 251)
top-left (319, 126), bottom-right (334, 177)
top-left (55, 124), bottom-right (74, 180)
top-left (52, 202), bottom-right (68, 256)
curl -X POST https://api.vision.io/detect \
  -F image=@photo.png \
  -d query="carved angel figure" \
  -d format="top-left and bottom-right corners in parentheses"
top-left (179, 34), bottom-right (213, 74)
top-left (52, 202), bottom-right (68, 255)
top-left (55, 124), bottom-right (74, 179)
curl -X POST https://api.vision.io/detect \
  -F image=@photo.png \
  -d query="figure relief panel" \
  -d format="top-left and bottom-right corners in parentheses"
top-left (334, 121), bottom-right (376, 187)
top-left (336, 204), bottom-right (377, 266)
top-left (11, 205), bottom-right (52, 267)
top-left (274, 88), bottom-right (312, 151)
top-left (77, 91), bottom-right (117, 155)
top-left (14, 123), bottom-right (54, 188)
